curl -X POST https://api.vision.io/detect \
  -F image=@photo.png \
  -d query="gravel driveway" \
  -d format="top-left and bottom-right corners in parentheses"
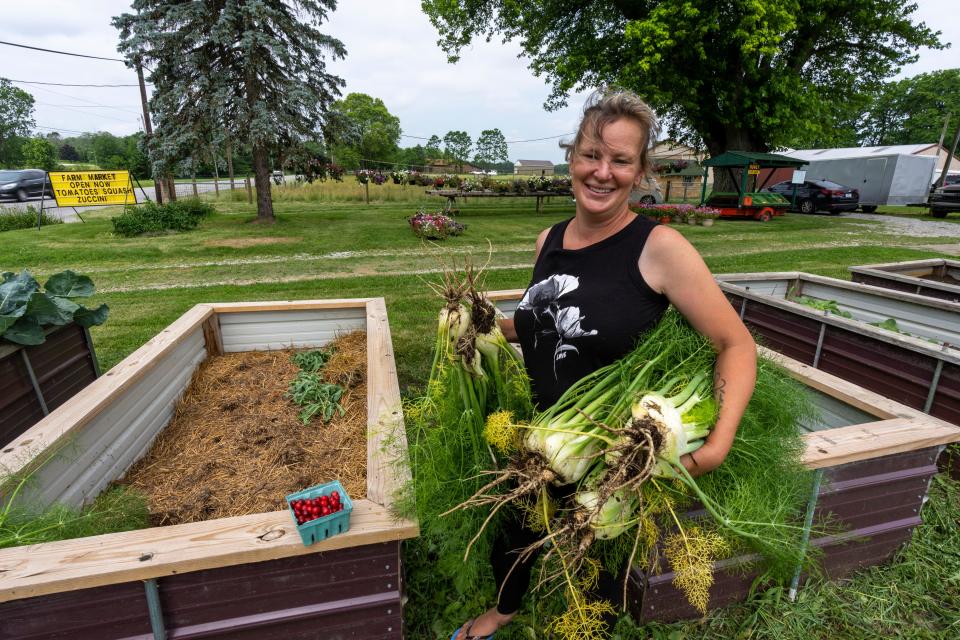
top-left (839, 211), bottom-right (960, 238)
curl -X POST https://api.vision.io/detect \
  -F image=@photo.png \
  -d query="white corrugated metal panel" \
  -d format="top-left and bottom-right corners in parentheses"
top-left (219, 308), bottom-right (367, 352)
top-left (28, 330), bottom-right (207, 508)
top-left (722, 278), bottom-right (794, 298)
top-left (495, 299), bottom-right (521, 318)
top-left (801, 387), bottom-right (877, 432)
top-left (801, 282), bottom-right (960, 346)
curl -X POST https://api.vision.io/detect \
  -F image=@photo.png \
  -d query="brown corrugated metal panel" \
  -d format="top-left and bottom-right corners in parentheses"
top-left (850, 272), bottom-right (920, 296)
top-left (159, 541), bottom-right (403, 639)
top-left (0, 348), bottom-right (45, 448)
top-left (0, 324), bottom-right (99, 448)
top-left (930, 362), bottom-right (960, 426)
top-left (817, 326), bottom-right (937, 412)
top-left (636, 448), bottom-right (938, 623)
top-left (824, 447), bottom-right (939, 483)
top-left (637, 556), bottom-right (760, 623)
top-left (27, 323), bottom-right (98, 412)
top-left (0, 541), bottom-right (404, 640)
top-left (727, 293), bottom-right (960, 425)
top-left (0, 580), bottom-right (152, 640)
top-left (812, 517), bottom-right (919, 580)
top-left (851, 272), bottom-right (960, 303)
top-left (732, 295), bottom-right (821, 365)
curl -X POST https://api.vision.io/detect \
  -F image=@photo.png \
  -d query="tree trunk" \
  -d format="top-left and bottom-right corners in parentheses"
top-left (705, 126), bottom-right (768, 193)
top-left (252, 142), bottom-right (274, 222)
top-left (226, 135), bottom-right (235, 190)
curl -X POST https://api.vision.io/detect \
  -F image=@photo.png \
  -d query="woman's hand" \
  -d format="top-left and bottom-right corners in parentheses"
top-left (680, 438), bottom-right (731, 477)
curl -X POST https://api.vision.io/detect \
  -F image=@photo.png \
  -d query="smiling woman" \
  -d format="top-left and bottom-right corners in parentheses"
top-left (453, 88), bottom-right (758, 640)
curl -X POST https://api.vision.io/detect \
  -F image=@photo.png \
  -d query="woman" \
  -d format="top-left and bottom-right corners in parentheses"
top-left (452, 90), bottom-right (756, 640)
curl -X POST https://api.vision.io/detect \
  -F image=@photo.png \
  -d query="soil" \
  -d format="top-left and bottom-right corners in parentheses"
top-left (120, 331), bottom-right (368, 526)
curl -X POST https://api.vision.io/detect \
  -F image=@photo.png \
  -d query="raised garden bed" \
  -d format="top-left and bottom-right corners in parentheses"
top-left (0, 299), bottom-right (416, 640)
top-left (715, 272), bottom-right (960, 427)
top-left (0, 323), bottom-right (99, 447)
top-left (487, 288), bottom-right (960, 622)
top-left (849, 258), bottom-right (960, 303)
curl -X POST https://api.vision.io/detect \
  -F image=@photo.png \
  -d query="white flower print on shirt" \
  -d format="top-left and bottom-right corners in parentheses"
top-left (518, 274), bottom-right (598, 377)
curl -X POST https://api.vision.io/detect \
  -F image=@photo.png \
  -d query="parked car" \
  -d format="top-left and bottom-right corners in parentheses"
top-left (929, 183), bottom-right (960, 218)
top-left (763, 179), bottom-right (860, 214)
top-left (0, 169), bottom-right (54, 202)
top-left (628, 175), bottom-right (664, 205)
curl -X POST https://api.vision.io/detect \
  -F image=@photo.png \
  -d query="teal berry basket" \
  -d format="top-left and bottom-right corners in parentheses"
top-left (285, 480), bottom-right (353, 546)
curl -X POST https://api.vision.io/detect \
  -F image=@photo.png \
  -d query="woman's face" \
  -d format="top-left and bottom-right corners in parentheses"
top-left (570, 117), bottom-right (645, 220)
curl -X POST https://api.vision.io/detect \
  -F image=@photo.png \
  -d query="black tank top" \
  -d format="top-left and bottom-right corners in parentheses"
top-left (514, 215), bottom-right (669, 409)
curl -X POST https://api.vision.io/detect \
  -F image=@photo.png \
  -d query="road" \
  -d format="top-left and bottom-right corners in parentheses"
top-left (0, 180), bottom-right (243, 222)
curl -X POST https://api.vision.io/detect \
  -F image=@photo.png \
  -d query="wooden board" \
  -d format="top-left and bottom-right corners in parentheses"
top-left (0, 499), bottom-right (416, 602)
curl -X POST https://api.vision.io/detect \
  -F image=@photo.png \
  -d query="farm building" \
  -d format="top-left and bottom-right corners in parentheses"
top-left (514, 159), bottom-right (554, 176)
top-left (649, 141), bottom-right (710, 200)
top-left (426, 159), bottom-right (482, 174)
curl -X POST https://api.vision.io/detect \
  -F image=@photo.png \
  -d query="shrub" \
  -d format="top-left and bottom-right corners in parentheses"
top-left (0, 207), bottom-right (63, 233)
top-left (111, 199), bottom-right (215, 237)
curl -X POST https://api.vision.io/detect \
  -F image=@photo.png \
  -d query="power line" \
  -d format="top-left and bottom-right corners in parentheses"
top-left (34, 124), bottom-right (90, 135)
top-left (34, 101), bottom-right (136, 124)
top-left (7, 79), bottom-right (144, 87)
top-left (400, 132), bottom-right (574, 144)
top-left (0, 39), bottom-right (124, 62)
top-left (26, 84), bottom-right (142, 116)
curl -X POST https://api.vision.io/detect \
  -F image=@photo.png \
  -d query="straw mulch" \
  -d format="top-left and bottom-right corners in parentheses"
top-left (121, 331), bottom-right (368, 526)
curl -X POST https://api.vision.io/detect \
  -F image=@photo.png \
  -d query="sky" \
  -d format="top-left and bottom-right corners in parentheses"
top-left (0, 0), bottom-right (957, 164)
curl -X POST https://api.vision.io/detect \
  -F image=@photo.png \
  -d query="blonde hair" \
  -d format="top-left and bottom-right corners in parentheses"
top-left (561, 88), bottom-right (659, 175)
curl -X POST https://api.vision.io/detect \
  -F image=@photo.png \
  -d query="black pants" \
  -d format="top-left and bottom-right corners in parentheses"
top-left (489, 491), bottom-right (628, 621)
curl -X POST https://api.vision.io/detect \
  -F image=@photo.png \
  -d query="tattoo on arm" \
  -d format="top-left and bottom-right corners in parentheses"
top-left (714, 370), bottom-right (726, 409)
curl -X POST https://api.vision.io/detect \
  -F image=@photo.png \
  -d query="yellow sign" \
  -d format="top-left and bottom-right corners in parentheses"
top-left (748, 163), bottom-right (761, 175)
top-left (48, 171), bottom-right (134, 207)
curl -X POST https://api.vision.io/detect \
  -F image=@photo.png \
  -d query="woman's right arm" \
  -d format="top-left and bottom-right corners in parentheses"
top-left (497, 227), bottom-right (551, 342)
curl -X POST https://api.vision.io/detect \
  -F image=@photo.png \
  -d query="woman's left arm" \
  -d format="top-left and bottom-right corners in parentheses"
top-left (640, 226), bottom-right (757, 477)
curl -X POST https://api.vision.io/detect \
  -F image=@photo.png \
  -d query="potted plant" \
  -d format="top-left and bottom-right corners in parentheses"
top-left (697, 207), bottom-right (720, 227)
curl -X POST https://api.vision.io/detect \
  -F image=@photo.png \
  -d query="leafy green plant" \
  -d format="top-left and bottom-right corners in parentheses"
top-left (793, 296), bottom-right (853, 318)
top-left (291, 346), bottom-right (335, 373)
top-left (0, 207), bottom-right (63, 233)
top-left (1, 270), bottom-right (109, 345)
top-left (287, 372), bottom-right (345, 424)
top-left (111, 199), bottom-right (215, 237)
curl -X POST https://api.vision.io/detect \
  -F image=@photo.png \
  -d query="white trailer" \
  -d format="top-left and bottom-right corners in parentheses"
top-left (783, 151), bottom-right (937, 210)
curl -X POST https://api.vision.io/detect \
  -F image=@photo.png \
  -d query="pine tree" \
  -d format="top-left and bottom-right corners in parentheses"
top-left (114, 1), bottom-right (346, 222)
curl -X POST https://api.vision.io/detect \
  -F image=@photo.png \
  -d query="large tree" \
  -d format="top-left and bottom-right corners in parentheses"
top-left (859, 69), bottom-right (960, 146)
top-left (473, 128), bottom-right (509, 170)
top-left (21, 138), bottom-right (59, 171)
top-left (0, 78), bottom-right (35, 167)
top-left (443, 130), bottom-right (472, 172)
top-left (114, 1), bottom-right (346, 222)
top-left (330, 93), bottom-right (401, 167)
top-left (422, 1), bottom-right (943, 168)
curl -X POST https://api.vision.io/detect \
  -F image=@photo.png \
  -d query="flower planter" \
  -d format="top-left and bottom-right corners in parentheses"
top-left (1, 323), bottom-right (100, 447)
top-left (486, 288), bottom-right (960, 622)
top-left (0, 299), bottom-right (417, 640)
top-left (701, 218), bottom-right (715, 227)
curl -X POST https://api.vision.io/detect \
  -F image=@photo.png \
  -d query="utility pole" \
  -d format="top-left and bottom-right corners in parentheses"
top-left (935, 118), bottom-right (960, 190)
top-left (136, 61), bottom-right (163, 204)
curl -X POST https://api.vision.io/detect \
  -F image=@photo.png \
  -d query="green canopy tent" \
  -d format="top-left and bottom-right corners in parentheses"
top-left (699, 151), bottom-right (807, 221)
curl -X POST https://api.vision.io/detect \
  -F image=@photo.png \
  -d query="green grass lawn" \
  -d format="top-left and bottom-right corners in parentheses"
top-left (3, 197), bottom-right (959, 638)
